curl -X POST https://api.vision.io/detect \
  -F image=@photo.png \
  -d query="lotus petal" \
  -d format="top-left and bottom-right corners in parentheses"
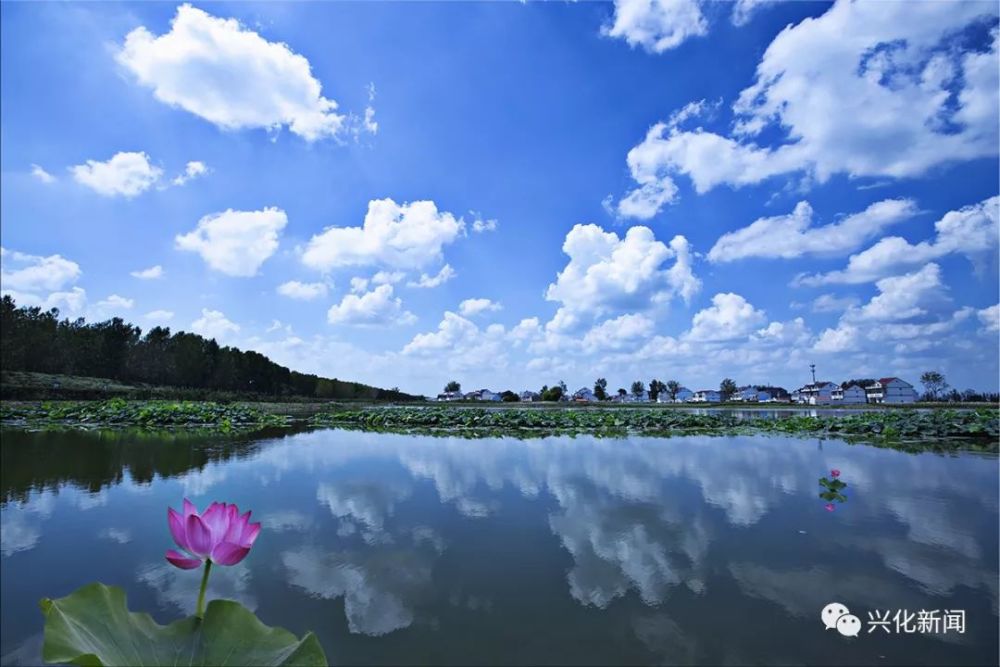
top-left (165, 549), bottom-right (202, 570)
top-left (186, 514), bottom-right (213, 558)
top-left (210, 541), bottom-right (251, 566)
top-left (223, 510), bottom-right (246, 544)
top-left (239, 522), bottom-right (261, 547)
top-left (167, 507), bottom-right (190, 552)
top-left (202, 502), bottom-right (228, 545)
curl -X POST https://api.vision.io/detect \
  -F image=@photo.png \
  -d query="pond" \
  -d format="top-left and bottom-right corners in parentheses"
top-left (1, 427), bottom-right (997, 665)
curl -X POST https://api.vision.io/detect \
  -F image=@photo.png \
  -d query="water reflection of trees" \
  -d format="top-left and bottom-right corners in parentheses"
top-left (0, 426), bottom-right (301, 504)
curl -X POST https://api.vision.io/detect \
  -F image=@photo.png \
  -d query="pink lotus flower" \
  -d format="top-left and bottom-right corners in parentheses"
top-left (830, 469), bottom-right (841, 478)
top-left (825, 503), bottom-right (836, 512)
top-left (165, 499), bottom-right (261, 570)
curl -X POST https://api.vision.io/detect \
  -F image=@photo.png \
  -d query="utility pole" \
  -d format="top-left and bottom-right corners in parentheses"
top-left (810, 363), bottom-right (816, 385)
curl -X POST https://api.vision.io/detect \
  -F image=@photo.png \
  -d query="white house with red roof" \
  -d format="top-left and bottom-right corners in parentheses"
top-left (865, 377), bottom-right (918, 404)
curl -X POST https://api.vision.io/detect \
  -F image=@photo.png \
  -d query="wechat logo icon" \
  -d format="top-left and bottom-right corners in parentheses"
top-left (822, 602), bottom-right (861, 637)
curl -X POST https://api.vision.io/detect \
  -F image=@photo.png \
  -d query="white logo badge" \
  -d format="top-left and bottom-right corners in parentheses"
top-left (836, 614), bottom-right (862, 637)
top-left (822, 602), bottom-right (851, 631)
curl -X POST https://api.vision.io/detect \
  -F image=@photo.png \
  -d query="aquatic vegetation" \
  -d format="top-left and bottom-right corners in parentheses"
top-left (39, 584), bottom-right (325, 666)
top-left (819, 469), bottom-right (848, 510)
top-left (0, 398), bottom-right (290, 430)
top-left (38, 500), bottom-right (325, 666)
top-left (309, 406), bottom-right (999, 450)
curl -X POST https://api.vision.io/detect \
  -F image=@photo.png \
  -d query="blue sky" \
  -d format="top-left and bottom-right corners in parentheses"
top-left (2, 0), bottom-right (998, 396)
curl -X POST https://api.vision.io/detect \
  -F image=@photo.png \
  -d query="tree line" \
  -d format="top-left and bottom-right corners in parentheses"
top-left (444, 377), bottom-right (751, 402)
top-left (0, 296), bottom-right (417, 400)
top-left (445, 372), bottom-right (997, 403)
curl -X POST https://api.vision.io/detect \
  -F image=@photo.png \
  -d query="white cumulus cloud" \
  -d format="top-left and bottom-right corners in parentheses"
top-left (618, 2), bottom-right (999, 216)
top-left (978, 304), bottom-right (1000, 333)
top-left (545, 224), bottom-right (700, 333)
top-left (31, 164), bottom-right (55, 184)
top-left (1, 248), bottom-right (82, 293)
top-left (708, 199), bottom-right (918, 263)
top-left (327, 285), bottom-right (415, 326)
top-left (71, 151), bottom-right (163, 198)
top-left (277, 281), bottom-right (328, 301)
top-left (685, 293), bottom-right (767, 342)
top-left (602, 0), bottom-right (708, 53)
top-left (190, 308), bottom-right (240, 341)
top-left (176, 207), bottom-right (287, 277)
top-left (796, 196), bottom-right (999, 285)
top-left (172, 161), bottom-right (209, 186)
top-left (581, 313), bottom-right (656, 352)
top-left (96, 294), bottom-right (135, 311)
top-left (407, 264), bottom-right (456, 289)
top-left (402, 312), bottom-right (515, 375)
top-left (731, 0), bottom-right (778, 26)
top-left (849, 263), bottom-right (949, 323)
top-left (303, 199), bottom-right (464, 272)
top-left (117, 4), bottom-right (346, 141)
top-left (131, 265), bottom-right (164, 280)
top-left (458, 298), bottom-right (502, 317)
top-left (471, 217), bottom-right (497, 233)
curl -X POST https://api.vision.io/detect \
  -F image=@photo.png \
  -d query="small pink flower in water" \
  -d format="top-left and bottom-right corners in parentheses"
top-left (165, 499), bottom-right (261, 570)
top-left (830, 469), bottom-right (841, 478)
top-left (825, 503), bottom-right (836, 512)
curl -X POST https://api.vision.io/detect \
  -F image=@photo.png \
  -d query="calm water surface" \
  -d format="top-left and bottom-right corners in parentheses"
top-left (1, 428), bottom-right (997, 665)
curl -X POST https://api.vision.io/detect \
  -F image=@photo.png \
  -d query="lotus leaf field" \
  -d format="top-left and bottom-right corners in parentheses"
top-left (0, 399), bottom-right (289, 431)
top-left (1, 400), bottom-right (997, 452)
top-left (309, 406), bottom-right (1000, 451)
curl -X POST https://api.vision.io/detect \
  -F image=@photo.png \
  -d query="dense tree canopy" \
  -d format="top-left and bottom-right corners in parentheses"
top-left (593, 377), bottom-right (607, 401)
top-left (719, 378), bottom-right (737, 400)
top-left (0, 296), bottom-right (416, 400)
top-left (648, 379), bottom-right (666, 402)
top-left (630, 380), bottom-right (645, 398)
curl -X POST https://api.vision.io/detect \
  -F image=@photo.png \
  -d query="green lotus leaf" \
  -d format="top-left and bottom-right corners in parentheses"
top-left (39, 583), bottom-right (326, 666)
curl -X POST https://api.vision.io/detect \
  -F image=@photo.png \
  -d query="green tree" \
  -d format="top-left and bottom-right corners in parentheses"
top-left (631, 380), bottom-right (646, 399)
top-left (720, 378), bottom-right (737, 401)
top-left (919, 371), bottom-right (948, 400)
top-left (648, 379), bottom-right (666, 402)
top-left (444, 380), bottom-right (461, 393)
top-left (594, 378), bottom-right (608, 401)
top-left (541, 384), bottom-right (565, 402)
top-left (617, 388), bottom-right (627, 399)
top-left (665, 380), bottom-right (681, 402)
top-left (0, 295), bottom-right (418, 402)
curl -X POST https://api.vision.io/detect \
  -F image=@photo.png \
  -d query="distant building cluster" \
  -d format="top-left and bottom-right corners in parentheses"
top-left (436, 376), bottom-right (921, 405)
top-left (791, 377), bottom-right (918, 405)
